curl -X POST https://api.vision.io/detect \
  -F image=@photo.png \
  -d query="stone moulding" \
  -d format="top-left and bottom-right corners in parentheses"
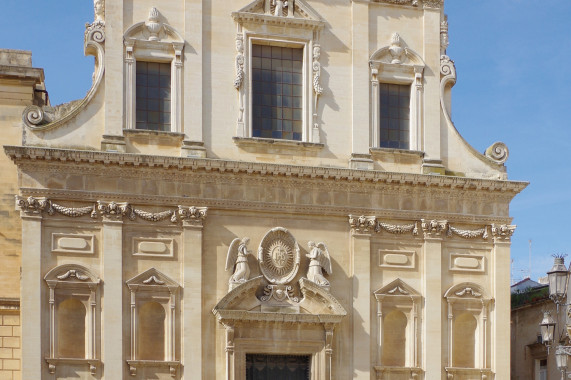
top-left (4, 146), bottom-right (528, 194)
top-left (15, 196), bottom-right (207, 224)
top-left (22, 16), bottom-right (105, 131)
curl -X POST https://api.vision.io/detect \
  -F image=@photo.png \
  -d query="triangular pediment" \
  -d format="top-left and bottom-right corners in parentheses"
top-left (374, 278), bottom-right (420, 299)
top-left (126, 267), bottom-right (179, 289)
top-left (232, 0), bottom-right (324, 29)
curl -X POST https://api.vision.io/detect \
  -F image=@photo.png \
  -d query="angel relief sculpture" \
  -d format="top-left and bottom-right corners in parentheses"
top-left (306, 241), bottom-right (332, 289)
top-left (225, 237), bottom-right (251, 291)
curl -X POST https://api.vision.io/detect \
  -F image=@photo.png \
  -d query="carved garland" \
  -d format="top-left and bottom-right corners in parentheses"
top-left (348, 215), bottom-right (515, 241)
top-left (16, 196), bottom-right (207, 224)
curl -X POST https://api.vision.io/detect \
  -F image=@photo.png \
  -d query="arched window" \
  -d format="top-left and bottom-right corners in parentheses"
top-left (381, 310), bottom-right (407, 366)
top-left (57, 298), bottom-right (87, 358)
top-left (452, 313), bottom-right (477, 368)
top-left (137, 301), bottom-right (166, 360)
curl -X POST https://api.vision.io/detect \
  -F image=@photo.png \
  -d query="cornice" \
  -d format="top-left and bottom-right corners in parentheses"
top-left (4, 146), bottom-right (528, 195)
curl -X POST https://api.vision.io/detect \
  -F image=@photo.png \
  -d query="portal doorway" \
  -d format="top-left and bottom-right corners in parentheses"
top-left (246, 354), bottom-right (310, 380)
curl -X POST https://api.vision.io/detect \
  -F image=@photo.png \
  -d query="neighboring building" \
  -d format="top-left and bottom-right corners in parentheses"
top-left (0, 0), bottom-right (527, 379)
top-left (0, 49), bottom-right (49, 380)
top-left (510, 278), bottom-right (566, 380)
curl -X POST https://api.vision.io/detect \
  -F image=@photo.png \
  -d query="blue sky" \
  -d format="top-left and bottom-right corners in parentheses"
top-left (2, 1), bottom-right (570, 282)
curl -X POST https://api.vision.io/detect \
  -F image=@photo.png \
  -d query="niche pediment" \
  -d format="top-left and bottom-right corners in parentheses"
top-left (212, 276), bottom-right (346, 325)
top-left (374, 278), bottom-right (421, 302)
top-left (126, 267), bottom-right (179, 292)
top-left (232, 0), bottom-right (325, 29)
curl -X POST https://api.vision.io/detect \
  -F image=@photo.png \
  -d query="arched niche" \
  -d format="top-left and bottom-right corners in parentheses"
top-left (444, 282), bottom-right (493, 379)
top-left (373, 278), bottom-right (422, 379)
top-left (44, 264), bottom-right (100, 375)
top-left (126, 267), bottom-right (180, 377)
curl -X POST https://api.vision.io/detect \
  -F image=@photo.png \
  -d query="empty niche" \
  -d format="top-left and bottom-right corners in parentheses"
top-left (137, 301), bottom-right (166, 360)
top-left (381, 310), bottom-right (407, 366)
top-left (57, 298), bottom-right (87, 358)
top-left (452, 313), bottom-right (477, 368)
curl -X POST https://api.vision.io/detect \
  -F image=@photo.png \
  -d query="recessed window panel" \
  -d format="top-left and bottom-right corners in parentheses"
top-left (252, 45), bottom-right (303, 141)
top-left (379, 83), bottom-right (410, 149)
top-left (136, 61), bottom-right (171, 131)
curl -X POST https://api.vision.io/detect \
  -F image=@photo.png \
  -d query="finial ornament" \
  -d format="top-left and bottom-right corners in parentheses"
top-left (440, 15), bottom-right (449, 55)
top-left (145, 7), bottom-right (162, 41)
top-left (389, 33), bottom-right (404, 64)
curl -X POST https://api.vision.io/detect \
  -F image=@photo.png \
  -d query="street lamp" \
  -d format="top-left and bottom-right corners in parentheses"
top-left (540, 255), bottom-right (571, 380)
top-left (540, 311), bottom-right (556, 346)
top-left (548, 255), bottom-right (569, 307)
top-left (556, 346), bottom-right (569, 380)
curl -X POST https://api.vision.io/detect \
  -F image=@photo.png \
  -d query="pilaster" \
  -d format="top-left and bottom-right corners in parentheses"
top-left (183, 0), bottom-right (204, 148)
top-left (19, 210), bottom-right (42, 379)
top-left (104, 0), bottom-right (124, 137)
top-left (491, 225), bottom-right (514, 380)
top-left (350, 1), bottom-right (372, 168)
top-left (421, 219), bottom-right (446, 378)
top-left (181, 208), bottom-right (207, 379)
top-left (349, 216), bottom-right (376, 379)
top-left (101, 214), bottom-right (124, 379)
top-left (421, 5), bottom-right (443, 172)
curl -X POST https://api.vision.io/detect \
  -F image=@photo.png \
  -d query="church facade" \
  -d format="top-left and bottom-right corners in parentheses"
top-left (1, 0), bottom-right (526, 379)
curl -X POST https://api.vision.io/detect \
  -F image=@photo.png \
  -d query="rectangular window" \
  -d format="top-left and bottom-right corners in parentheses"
top-left (379, 83), bottom-right (410, 149)
top-left (246, 354), bottom-right (310, 380)
top-left (136, 61), bottom-right (171, 131)
top-left (251, 45), bottom-right (303, 141)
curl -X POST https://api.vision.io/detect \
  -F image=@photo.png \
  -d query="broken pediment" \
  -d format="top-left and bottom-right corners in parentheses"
top-left (232, 0), bottom-right (325, 29)
top-left (124, 7), bottom-right (184, 45)
top-left (212, 276), bottom-right (346, 325)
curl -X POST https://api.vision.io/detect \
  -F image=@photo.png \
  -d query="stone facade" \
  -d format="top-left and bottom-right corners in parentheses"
top-left (1, 1), bottom-right (527, 379)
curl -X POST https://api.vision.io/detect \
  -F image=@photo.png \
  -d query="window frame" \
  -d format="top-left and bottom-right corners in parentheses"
top-left (232, 0), bottom-right (325, 145)
top-left (369, 36), bottom-right (425, 151)
top-left (124, 8), bottom-right (184, 133)
top-left (134, 61), bottom-right (173, 132)
top-left (246, 36), bottom-right (310, 142)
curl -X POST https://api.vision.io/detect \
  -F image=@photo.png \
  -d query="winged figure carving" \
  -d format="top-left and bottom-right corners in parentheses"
top-left (225, 237), bottom-right (251, 291)
top-left (306, 241), bottom-right (332, 288)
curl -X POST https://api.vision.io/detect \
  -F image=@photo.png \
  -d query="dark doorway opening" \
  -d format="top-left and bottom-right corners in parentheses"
top-left (246, 354), bottom-right (310, 380)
